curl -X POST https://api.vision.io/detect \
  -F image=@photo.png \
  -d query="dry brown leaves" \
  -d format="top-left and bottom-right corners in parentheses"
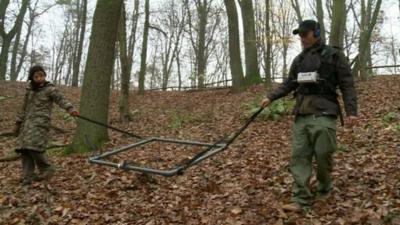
top-left (0, 76), bottom-right (399, 224)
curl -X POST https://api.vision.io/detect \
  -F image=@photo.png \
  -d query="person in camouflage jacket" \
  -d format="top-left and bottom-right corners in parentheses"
top-left (14, 65), bottom-right (79, 185)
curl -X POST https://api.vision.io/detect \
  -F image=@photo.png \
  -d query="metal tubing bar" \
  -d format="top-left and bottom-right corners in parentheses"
top-left (89, 143), bottom-right (227, 177)
top-left (184, 145), bottom-right (227, 167)
top-left (89, 109), bottom-right (263, 176)
top-left (123, 164), bottom-right (183, 177)
top-left (89, 158), bottom-right (184, 177)
top-left (92, 138), bottom-right (155, 160)
top-left (153, 137), bottom-right (226, 147)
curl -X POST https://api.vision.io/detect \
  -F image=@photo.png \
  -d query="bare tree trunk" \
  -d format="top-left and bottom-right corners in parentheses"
top-left (138, 0), bottom-right (150, 94)
top-left (71, 0), bottom-right (87, 87)
top-left (117, 0), bottom-right (139, 120)
top-left (65, 50), bottom-right (73, 85)
top-left (14, 18), bottom-right (33, 81)
top-left (160, 2), bottom-right (186, 91)
top-left (161, 36), bottom-right (173, 91)
top-left (0, 0), bottom-right (29, 80)
top-left (197, 0), bottom-right (207, 88)
top-left (113, 49), bottom-right (120, 90)
top-left (176, 51), bottom-right (182, 90)
top-left (329, 0), bottom-right (346, 48)
top-left (238, 0), bottom-right (261, 86)
top-left (185, 0), bottom-right (220, 89)
top-left (224, 0), bottom-right (244, 92)
top-left (274, 0), bottom-right (295, 79)
top-left (118, 2), bottom-right (131, 122)
top-left (290, 0), bottom-right (302, 23)
top-left (366, 41), bottom-right (372, 75)
top-left (316, 0), bottom-right (326, 40)
top-left (149, 49), bottom-right (158, 89)
top-left (72, 0), bottom-right (123, 151)
top-left (53, 31), bottom-right (68, 84)
top-left (352, 0), bottom-right (382, 80)
top-left (10, 23), bottom-right (23, 81)
top-left (390, 35), bottom-right (398, 74)
top-left (128, 0), bottom-right (140, 65)
top-left (264, 0), bottom-right (272, 86)
top-left (282, 44), bottom-right (289, 78)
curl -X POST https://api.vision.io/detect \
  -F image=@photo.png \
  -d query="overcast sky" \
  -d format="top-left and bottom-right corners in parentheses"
top-left (5, 0), bottom-right (400, 82)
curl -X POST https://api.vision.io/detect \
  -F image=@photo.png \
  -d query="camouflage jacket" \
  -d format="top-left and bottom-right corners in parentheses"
top-left (16, 82), bottom-right (74, 152)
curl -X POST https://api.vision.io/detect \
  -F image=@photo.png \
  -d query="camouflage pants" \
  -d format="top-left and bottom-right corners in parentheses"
top-left (290, 115), bottom-right (337, 206)
top-left (19, 149), bottom-right (51, 181)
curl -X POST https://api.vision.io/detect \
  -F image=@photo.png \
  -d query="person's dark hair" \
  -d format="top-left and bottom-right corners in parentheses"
top-left (28, 65), bottom-right (47, 81)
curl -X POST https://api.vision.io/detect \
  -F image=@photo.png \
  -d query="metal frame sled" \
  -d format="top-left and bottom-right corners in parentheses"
top-left (88, 136), bottom-right (227, 177)
top-left (81, 107), bottom-right (263, 177)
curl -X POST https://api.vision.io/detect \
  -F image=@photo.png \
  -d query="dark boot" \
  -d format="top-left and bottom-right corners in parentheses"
top-left (20, 151), bottom-right (35, 186)
top-left (31, 151), bottom-right (54, 180)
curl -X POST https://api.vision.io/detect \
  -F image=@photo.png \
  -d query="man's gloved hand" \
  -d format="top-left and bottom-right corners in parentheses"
top-left (68, 108), bottom-right (80, 117)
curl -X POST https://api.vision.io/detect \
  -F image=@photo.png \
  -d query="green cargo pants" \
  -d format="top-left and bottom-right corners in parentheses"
top-left (290, 115), bottom-right (337, 206)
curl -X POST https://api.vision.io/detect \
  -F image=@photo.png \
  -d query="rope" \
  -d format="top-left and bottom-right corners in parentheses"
top-left (76, 115), bottom-right (143, 139)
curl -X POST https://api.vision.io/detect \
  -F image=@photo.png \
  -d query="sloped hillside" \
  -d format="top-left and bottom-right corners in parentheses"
top-left (0, 76), bottom-right (399, 224)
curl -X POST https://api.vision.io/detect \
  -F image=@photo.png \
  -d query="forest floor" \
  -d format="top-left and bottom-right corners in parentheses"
top-left (0, 76), bottom-right (399, 225)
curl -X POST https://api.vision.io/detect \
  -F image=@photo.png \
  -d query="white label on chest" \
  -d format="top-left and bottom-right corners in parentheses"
top-left (297, 71), bottom-right (319, 83)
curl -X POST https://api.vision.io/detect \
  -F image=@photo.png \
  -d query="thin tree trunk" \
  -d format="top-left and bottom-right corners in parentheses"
top-left (118, 0), bottom-right (139, 120)
top-left (264, 0), bottom-right (272, 87)
top-left (53, 32), bottom-right (67, 84)
top-left (238, 0), bottom-right (261, 86)
top-left (127, 0), bottom-right (140, 73)
top-left (138, 0), bottom-right (150, 94)
top-left (118, 2), bottom-right (131, 122)
top-left (197, 0), bottom-right (207, 88)
top-left (71, 0), bottom-right (87, 87)
top-left (390, 35), bottom-right (397, 74)
top-left (352, 0), bottom-right (382, 80)
top-left (70, 0), bottom-right (81, 86)
top-left (161, 39), bottom-right (173, 91)
top-left (161, 6), bottom-right (185, 91)
top-left (366, 42), bottom-right (372, 75)
top-left (316, 0), bottom-right (326, 40)
top-left (10, 21), bottom-right (23, 81)
top-left (283, 45), bottom-right (289, 78)
top-left (150, 50), bottom-right (158, 89)
top-left (15, 19), bottom-right (33, 80)
top-left (176, 52), bottom-right (182, 90)
top-left (224, 0), bottom-right (244, 92)
top-left (329, 0), bottom-right (346, 48)
top-left (65, 50), bottom-right (73, 85)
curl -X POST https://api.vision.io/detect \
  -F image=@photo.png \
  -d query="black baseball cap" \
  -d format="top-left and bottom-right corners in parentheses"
top-left (292, 20), bottom-right (319, 35)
